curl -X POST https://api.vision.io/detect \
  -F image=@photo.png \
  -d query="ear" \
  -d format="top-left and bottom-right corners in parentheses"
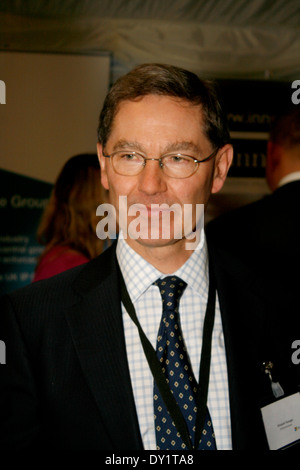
top-left (266, 141), bottom-right (282, 191)
top-left (97, 143), bottom-right (109, 190)
top-left (267, 141), bottom-right (281, 169)
top-left (211, 144), bottom-right (233, 194)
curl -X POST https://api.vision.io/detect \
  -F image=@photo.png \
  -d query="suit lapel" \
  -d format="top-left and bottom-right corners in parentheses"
top-left (64, 244), bottom-right (143, 449)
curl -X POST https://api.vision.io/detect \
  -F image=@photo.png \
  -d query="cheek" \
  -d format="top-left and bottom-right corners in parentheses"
top-left (105, 172), bottom-right (137, 207)
top-left (173, 178), bottom-right (212, 206)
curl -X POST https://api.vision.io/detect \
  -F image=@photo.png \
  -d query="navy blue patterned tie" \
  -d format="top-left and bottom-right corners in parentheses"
top-left (153, 276), bottom-right (216, 450)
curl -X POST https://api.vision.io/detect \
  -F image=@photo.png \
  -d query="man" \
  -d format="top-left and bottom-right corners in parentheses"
top-left (266, 106), bottom-right (300, 193)
top-left (206, 105), bottom-right (300, 449)
top-left (0, 64), bottom-right (296, 451)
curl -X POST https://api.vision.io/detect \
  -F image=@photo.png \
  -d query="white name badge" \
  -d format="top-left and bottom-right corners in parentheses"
top-left (261, 393), bottom-right (300, 450)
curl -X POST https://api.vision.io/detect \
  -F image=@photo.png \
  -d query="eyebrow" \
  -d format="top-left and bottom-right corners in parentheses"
top-left (112, 140), bottom-right (145, 152)
top-left (112, 140), bottom-right (202, 155)
top-left (164, 141), bottom-right (202, 154)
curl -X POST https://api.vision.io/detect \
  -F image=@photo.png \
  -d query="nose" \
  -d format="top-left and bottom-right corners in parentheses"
top-left (137, 159), bottom-right (167, 195)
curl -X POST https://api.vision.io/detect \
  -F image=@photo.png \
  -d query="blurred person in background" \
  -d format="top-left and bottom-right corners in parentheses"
top-left (207, 105), bottom-right (300, 279)
top-left (206, 105), bottom-right (300, 405)
top-left (33, 153), bottom-right (107, 281)
top-left (266, 105), bottom-right (300, 192)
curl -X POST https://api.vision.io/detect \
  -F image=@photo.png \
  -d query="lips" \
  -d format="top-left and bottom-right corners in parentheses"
top-left (147, 204), bottom-right (173, 214)
top-left (132, 204), bottom-right (181, 220)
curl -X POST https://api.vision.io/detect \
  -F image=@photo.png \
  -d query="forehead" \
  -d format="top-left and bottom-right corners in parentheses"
top-left (108, 94), bottom-right (208, 150)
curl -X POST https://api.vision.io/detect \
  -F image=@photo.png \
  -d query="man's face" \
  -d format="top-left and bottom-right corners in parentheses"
top-left (98, 94), bottom-right (232, 253)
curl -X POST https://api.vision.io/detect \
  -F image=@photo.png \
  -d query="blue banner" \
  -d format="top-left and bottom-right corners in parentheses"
top-left (0, 169), bottom-right (52, 294)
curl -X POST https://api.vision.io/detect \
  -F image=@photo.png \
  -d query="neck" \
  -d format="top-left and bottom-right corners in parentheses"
top-left (277, 170), bottom-right (300, 188)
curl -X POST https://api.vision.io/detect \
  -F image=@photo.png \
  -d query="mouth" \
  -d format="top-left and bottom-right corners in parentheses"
top-left (131, 204), bottom-right (181, 221)
top-left (147, 204), bottom-right (173, 215)
top-left (129, 201), bottom-right (180, 212)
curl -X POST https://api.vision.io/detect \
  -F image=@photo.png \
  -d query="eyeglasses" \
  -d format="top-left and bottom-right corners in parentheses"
top-left (103, 148), bottom-right (218, 179)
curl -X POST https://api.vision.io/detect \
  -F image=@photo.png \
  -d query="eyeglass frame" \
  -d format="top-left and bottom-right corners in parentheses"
top-left (102, 147), bottom-right (219, 179)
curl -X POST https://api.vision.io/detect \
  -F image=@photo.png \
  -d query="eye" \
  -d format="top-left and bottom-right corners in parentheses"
top-left (115, 151), bottom-right (145, 164)
top-left (165, 154), bottom-right (193, 165)
top-left (171, 155), bottom-right (183, 162)
top-left (120, 152), bottom-right (137, 160)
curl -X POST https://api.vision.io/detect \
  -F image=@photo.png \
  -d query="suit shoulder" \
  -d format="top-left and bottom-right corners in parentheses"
top-left (1, 245), bottom-right (116, 314)
top-left (206, 196), bottom-right (270, 237)
top-left (1, 263), bottom-right (86, 314)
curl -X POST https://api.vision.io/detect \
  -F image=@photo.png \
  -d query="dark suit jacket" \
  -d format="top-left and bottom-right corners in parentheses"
top-left (0, 226), bottom-right (299, 450)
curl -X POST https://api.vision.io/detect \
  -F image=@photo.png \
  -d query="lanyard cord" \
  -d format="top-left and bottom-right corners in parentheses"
top-left (118, 263), bottom-right (216, 450)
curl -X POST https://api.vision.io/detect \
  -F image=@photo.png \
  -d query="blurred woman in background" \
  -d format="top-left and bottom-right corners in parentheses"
top-left (33, 153), bottom-right (107, 281)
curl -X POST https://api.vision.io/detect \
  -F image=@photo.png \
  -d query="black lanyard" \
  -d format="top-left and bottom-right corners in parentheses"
top-left (118, 262), bottom-right (216, 450)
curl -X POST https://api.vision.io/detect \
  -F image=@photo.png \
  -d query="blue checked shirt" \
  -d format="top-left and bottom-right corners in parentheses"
top-left (117, 233), bottom-right (232, 450)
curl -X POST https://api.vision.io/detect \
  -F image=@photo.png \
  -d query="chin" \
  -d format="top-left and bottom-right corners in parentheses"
top-left (127, 234), bottom-right (182, 249)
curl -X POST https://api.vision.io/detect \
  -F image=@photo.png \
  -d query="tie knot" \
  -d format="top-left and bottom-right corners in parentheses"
top-left (154, 276), bottom-right (187, 311)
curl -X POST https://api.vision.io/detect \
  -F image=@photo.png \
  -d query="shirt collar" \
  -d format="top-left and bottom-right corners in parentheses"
top-left (116, 233), bottom-right (162, 303)
top-left (116, 230), bottom-right (209, 303)
top-left (278, 171), bottom-right (300, 188)
top-left (173, 238), bottom-right (209, 299)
